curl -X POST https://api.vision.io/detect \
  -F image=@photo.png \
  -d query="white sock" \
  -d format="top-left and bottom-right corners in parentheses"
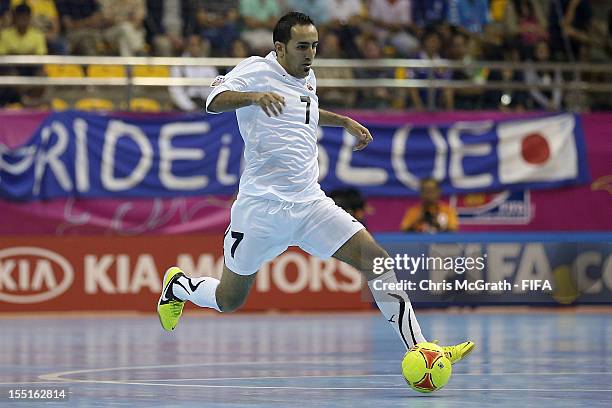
top-left (368, 270), bottom-right (427, 350)
top-left (172, 275), bottom-right (221, 312)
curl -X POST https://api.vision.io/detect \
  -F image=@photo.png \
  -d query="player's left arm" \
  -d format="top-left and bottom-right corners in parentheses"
top-left (319, 109), bottom-right (373, 151)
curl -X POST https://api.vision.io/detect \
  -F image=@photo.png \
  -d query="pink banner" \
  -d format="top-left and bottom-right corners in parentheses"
top-left (0, 196), bottom-right (233, 235)
top-left (1, 110), bottom-right (610, 234)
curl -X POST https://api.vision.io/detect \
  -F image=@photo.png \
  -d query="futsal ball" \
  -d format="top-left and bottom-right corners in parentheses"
top-left (401, 342), bottom-right (452, 393)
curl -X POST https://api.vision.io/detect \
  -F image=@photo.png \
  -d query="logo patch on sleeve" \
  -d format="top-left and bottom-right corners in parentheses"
top-left (211, 76), bottom-right (226, 87)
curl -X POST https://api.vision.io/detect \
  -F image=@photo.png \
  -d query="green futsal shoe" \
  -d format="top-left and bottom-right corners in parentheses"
top-left (157, 267), bottom-right (186, 331)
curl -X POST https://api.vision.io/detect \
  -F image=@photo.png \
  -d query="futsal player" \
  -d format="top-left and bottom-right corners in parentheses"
top-left (157, 12), bottom-right (474, 365)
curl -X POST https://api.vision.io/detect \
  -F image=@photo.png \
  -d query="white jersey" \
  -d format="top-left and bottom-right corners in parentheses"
top-left (206, 51), bottom-right (325, 203)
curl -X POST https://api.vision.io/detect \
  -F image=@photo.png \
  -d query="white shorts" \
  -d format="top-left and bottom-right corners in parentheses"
top-left (223, 195), bottom-right (365, 275)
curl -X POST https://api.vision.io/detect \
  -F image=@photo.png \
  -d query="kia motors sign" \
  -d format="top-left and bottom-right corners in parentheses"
top-left (0, 247), bottom-right (74, 303)
top-left (0, 236), bottom-right (369, 312)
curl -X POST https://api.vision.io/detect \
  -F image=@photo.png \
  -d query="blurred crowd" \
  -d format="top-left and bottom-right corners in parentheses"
top-left (1, 0), bottom-right (611, 111)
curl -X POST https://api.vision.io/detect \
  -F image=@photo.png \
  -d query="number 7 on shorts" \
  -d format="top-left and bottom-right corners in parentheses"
top-left (229, 231), bottom-right (244, 258)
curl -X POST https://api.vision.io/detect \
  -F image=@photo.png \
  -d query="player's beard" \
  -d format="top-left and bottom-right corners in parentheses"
top-left (300, 63), bottom-right (311, 77)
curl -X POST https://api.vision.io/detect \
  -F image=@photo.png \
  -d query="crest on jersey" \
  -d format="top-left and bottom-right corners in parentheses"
top-left (306, 82), bottom-right (313, 91)
top-left (211, 76), bottom-right (226, 87)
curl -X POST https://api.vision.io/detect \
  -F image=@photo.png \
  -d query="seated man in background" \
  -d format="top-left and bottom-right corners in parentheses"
top-left (0, 3), bottom-right (47, 107)
top-left (56, 0), bottom-right (104, 55)
top-left (368, 0), bottom-right (419, 57)
top-left (401, 178), bottom-right (459, 233)
top-left (408, 28), bottom-right (452, 111)
top-left (525, 40), bottom-right (562, 111)
top-left (189, 2), bottom-right (239, 57)
top-left (314, 31), bottom-right (357, 108)
top-left (354, 33), bottom-right (395, 109)
top-left (169, 35), bottom-right (218, 112)
top-left (7, 0), bottom-right (64, 54)
top-left (99, 0), bottom-right (146, 56)
top-left (0, 2), bottom-right (46, 56)
top-left (239, 0), bottom-right (281, 55)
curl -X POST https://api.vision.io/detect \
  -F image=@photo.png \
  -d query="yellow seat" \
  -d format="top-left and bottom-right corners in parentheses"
top-left (133, 65), bottom-right (170, 78)
top-left (129, 97), bottom-right (162, 112)
top-left (75, 98), bottom-right (115, 111)
top-left (6, 102), bottom-right (23, 110)
top-left (51, 97), bottom-right (69, 111)
top-left (87, 64), bottom-right (126, 78)
top-left (44, 64), bottom-right (84, 78)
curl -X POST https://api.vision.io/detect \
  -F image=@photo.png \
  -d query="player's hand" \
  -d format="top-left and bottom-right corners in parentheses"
top-left (345, 118), bottom-right (373, 151)
top-left (251, 92), bottom-right (286, 117)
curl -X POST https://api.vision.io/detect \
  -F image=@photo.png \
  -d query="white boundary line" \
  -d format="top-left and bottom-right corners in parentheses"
top-left (131, 372), bottom-right (612, 382)
top-left (35, 361), bottom-right (612, 392)
top-left (0, 381), bottom-right (73, 385)
top-left (38, 360), bottom-right (383, 381)
top-left (23, 379), bottom-right (612, 393)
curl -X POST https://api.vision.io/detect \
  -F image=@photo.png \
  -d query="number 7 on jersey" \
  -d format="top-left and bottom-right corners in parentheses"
top-left (300, 96), bottom-right (310, 124)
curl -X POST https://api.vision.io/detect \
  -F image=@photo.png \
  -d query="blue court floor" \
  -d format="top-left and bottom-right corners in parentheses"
top-left (1, 310), bottom-right (611, 407)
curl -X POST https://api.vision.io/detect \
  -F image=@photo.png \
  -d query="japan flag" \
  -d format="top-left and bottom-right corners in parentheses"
top-left (497, 114), bottom-right (578, 184)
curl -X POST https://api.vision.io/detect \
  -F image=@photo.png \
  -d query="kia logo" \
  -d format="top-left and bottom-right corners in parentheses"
top-left (0, 247), bottom-right (74, 304)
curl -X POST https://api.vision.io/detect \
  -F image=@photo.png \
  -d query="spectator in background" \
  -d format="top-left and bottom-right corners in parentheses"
top-left (328, 0), bottom-right (363, 25)
top-left (368, 0), bottom-right (419, 57)
top-left (525, 40), bottom-right (562, 110)
top-left (447, 31), bottom-right (485, 110)
top-left (503, 0), bottom-right (548, 57)
top-left (287, 0), bottom-right (330, 27)
top-left (587, 4), bottom-right (612, 109)
top-left (0, 1), bottom-right (9, 28)
top-left (483, 45), bottom-right (527, 111)
top-left (229, 38), bottom-right (251, 59)
top-left (7, 0), bottom-right (64, 54)
top-left (327, 0), bottom-right (364, 58)
top-left (479, 21), bottom-right (506, 59)
top-left (169, 35), bottom-right (218, 112)
top-left (315, 31), bottom-right (357, 108)
top-left (329, 188), bottom-right (367, 224)
top-left (354, 33), bottom-right (394, 109)
top-left (144, 0), bottom-right (190, 56)
top-left (239, 0), bottom-right (281, 55)
top-left (549, 0), bottom-right (592, 61)
top-left (490, 0), bottom-right (510, 22)
top-left (0, 3), bottom-right (47, 107)
top-left (585, 0), bottom-right (612, 62)
top-left (99, 0), bottom-right (146, 56)
top-left (408, 28), bottom-right (452, 111)
top-left (187, 1), bottom-right (239, 57)
top-left (56, 0), bottom-right (104, 55)
top-left (401, 178), bottom-right (458, 233)
top-left (609, 7), bottom-right (612, 54)
top-left (412, 0), bottom-right (448, 30)
top-left (448, 0), bottom-right (491, 34)
top-left (0, 2), bottom-right (46, 55)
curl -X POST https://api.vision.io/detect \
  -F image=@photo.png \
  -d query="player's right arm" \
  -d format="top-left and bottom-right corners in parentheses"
top-left (207, 91), bottom-right (286, 117)
top-left (206, 57), bottom-right (285, 117)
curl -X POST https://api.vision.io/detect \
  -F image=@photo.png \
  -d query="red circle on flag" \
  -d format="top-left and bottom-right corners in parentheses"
top-left (521, 133), bottom-right (550, 164)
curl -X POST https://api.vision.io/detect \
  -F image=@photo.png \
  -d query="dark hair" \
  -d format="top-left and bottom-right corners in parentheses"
top-left (452, 31), bottom-right (468, 42)
top-left (421, 26), bottom-right (441, 44)
top-left (420, 177), bottom-right (439, 189)
top-left (14, 2), bottom-right (31, 15)
top-left (329, 188), bottom-right (365, 213)
top-left (512, 0), bottom-right (534, 18)
top-left (273, 12), bottom-right (315, 44)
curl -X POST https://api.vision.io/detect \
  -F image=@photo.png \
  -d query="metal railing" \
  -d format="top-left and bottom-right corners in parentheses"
top-left (1, 55), bottom-right (610, 111)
